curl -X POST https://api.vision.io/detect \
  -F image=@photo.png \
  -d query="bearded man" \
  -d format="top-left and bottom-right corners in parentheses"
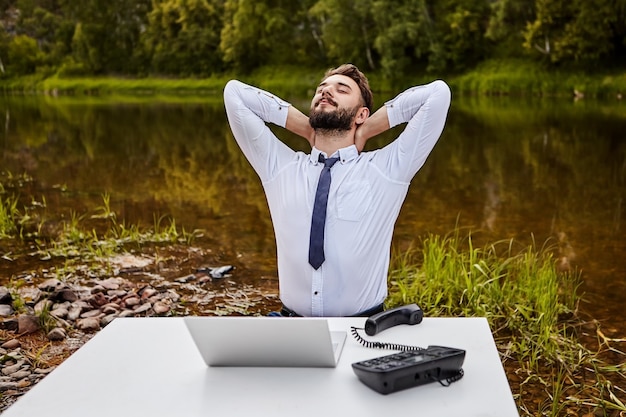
top-left (224, 64), bottom-right (451, 317)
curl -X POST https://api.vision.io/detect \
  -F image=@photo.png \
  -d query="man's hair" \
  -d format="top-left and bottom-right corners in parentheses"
top-left (322, 64), bottom-right (373, 112)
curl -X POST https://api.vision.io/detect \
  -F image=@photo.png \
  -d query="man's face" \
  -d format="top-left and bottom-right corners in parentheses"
top-left (309, 74), bottom-right (364, 131)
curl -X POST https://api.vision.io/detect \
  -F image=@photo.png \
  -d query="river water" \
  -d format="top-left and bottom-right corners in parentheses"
top-left (0, 93), bottom-right (624, 336)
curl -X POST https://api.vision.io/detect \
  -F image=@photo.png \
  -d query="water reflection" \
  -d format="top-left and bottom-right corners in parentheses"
top-left (0, 94), bottom-right (624, 332)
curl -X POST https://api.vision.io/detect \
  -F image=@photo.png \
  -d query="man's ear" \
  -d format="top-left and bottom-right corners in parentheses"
top-left (355, 107), bottom-right (370, 125)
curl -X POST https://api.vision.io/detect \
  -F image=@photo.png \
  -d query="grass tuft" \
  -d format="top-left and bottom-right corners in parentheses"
top-left (386, 230), bottom-right (623, 416)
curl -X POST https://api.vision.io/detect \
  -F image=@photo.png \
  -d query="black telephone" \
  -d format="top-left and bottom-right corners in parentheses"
top-left (350, 304), bottom-right (465, 395)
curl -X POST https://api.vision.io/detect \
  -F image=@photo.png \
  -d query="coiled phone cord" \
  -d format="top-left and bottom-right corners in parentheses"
top-left (350, 326), bottom-right (424, 352)
top-left (350, 327), bottom-right (464, 387)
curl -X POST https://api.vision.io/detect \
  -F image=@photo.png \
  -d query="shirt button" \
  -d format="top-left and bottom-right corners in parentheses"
top-left (314, 291), bottom-right (319, 295)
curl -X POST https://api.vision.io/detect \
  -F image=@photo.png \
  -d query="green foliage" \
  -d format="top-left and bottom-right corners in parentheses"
top-left (310, 0), bottom-right (377, 70)
top-left (0, 0), bottom-right (626, 90)
top-left (220, 0), bottom-right (309, 73)
top-left (385, 232), bottom-right (625, 416)
top-left (0, 0), bottom-right (625, 78)
top-left (139, 0), bottom-right (225, 76)
top-left (451, 58), bottom-right (626, 97)
top-left (6, 34), bottom-right (42, 75)
top-left (0, 193), bottom-right (20, 238)
top-left (522, 0), bottom-right (620, 67)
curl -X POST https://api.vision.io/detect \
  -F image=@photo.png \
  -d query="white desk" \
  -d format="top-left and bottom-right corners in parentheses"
top-left (3, 317), bottom-right (519, 417)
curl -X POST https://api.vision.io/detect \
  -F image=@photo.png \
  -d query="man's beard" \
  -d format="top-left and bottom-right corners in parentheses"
top-left (309, 105), bottom-right (359, 133)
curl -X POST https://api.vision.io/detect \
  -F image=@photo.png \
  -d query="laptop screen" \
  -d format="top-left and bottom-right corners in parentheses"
top-left (184, 316), bottom-right (347, 368)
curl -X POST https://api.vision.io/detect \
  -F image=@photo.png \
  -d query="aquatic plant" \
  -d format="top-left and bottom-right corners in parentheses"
top-left (386, 230), bottom-right (625, 417)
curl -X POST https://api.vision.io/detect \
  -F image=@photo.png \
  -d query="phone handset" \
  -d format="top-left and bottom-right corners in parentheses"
top-left (351, 304), bottom-right (424, 351)
top-left (364, 304), bottom-right (423, 336)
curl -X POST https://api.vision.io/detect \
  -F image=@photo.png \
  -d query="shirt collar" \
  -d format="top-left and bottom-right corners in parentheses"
top-left (310, 145), bottom-right (358, 165)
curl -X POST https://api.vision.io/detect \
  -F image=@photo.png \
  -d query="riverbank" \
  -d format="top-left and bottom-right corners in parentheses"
top-left (1, 60), bottom-right (625, 99)
top-left (3, 177), bottom-right (626, 416)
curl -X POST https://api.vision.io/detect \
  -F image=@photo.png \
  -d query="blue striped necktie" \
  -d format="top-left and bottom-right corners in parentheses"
top-left (309, 154), bottom-right (340, 269)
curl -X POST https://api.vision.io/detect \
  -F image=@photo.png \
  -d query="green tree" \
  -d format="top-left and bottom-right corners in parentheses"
top-left (63, 0), bottom-right (151, 74)
top-left (373, 0), bottom-right (489, 77)
top-left (370, 0), bottom-right (432, 78)
top-left (523, 0), bottom-right (617, 66)
top-left (139, 0), bottom-right (225, 76)
top-left (220, 0), bottom-right (308, 72)
top-left (437, 0), bottom-right (491, 72)
top-left (309, 0), bottom-right (377, 70)
top-left (486, 0), bottom-right (537, 57)
top-left (6, 34), bottom-right (41, 74)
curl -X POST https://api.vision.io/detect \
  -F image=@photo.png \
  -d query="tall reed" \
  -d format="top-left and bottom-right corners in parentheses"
top-left (0, 194), bottom-right (20, 238)
top-left (385, 230), bottom-right (626, 416)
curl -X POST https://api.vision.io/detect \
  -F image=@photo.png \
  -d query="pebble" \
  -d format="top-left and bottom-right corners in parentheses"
top-left (47, 328), bottom-right (67, 341)
top-left (10, 370), bottom-right (31, 380)
top-left (76, 317), bottom-right (100, 331)
top-left (80, 309), bottom-right (103, 319)
top-left (1, 339), bottom-right (20, 350)
top-left (2, 361), bottom-right (25, 376)
top-left (0, 271), bottom-right (206, 411)
top-left (134, 302), bottom-right (152, 314)
top-left (16, 379), bottom-right (31, 388)
top-left (67, 305), bottom-right (82, 321)
top-left (0, 304), bottom-right (14, 317)
top-left (124, 296), bottom-right (140, 307)
top-left (153, 301), bottom-right (170, 314)
top-left (17, 315), bottom-right (40, 334)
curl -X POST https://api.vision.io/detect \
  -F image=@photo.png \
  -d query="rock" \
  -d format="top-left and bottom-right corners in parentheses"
top-left (124, 297), bottom-right (140, 307)
top-left (18, 315), bottom-right (40, 334)
top-left (98, 278), bottom-right (124, 290)
top-left (50, 307), bottom-right (69, 319)
top-left (0, 381), bottom-right (17, 390)
top-left (0, 287), bottom-right (13, 304)
top-left (133, 302), bottom-right (152, 314)
top-left (107, 290), bottom-right (127, 298)
top-left (118, 309), bottom-right (135, 318)
top-left (11, 370), bottom-right (31, 380)
top-left (1, 339), bottom-right (21, 350)
top-left (16, 379), bottom-right (31, 388)
top-left (2, 360), bottom-right (25, 375)
top-left (80, 309), bottom-right (102, 319)
top-left (76, 317), bottom-right (100, 331)
top-left (88, 292), bottom-right (108, 307)
top-left (0, 319), bottom-right (19, 332)
top-left (67, 304), bottom-right (82, 321)
top-left (47, 328), bottom-right (67, 341)
top-left (52, 301), bottom-right (71, 310)
top-left (16, 287), bottom-right (42, 305)
top-left (153, 301), bottom-right (170, 315)
top-left (0, 304), bottom-right (14, 317)
top-left (100, 315), bottom-right (117, 327)
top-left (38, 279), bottom-right (66, 292)
top-left (101, 303), bottom-right (120, 315)
top-left (139, 287), bottom-right (158, 300)
top-left (52, 289), bottom-right (78, 303)
top-left (209, 265), bottom-right (234, 279)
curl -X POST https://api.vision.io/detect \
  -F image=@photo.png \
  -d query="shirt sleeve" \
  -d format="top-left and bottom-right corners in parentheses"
top-left (223, 80), bottom-right (295, 182)
top-left (379, 80), bottom-right (451, 182)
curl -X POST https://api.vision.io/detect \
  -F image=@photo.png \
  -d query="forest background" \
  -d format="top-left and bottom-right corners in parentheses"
top-left (0, 0), bottom-right (625, 96)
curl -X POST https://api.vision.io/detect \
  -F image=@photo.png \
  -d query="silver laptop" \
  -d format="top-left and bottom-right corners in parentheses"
top-left (183, 316), bottom-right (347, 368)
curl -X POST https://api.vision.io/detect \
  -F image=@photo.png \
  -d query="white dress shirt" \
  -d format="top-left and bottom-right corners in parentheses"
top-left (224, 78), bottom-right (451, 316)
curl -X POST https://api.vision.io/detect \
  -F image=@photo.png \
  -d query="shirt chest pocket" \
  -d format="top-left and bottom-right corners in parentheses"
top-left (335, 181), bottom-right (372, 222)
